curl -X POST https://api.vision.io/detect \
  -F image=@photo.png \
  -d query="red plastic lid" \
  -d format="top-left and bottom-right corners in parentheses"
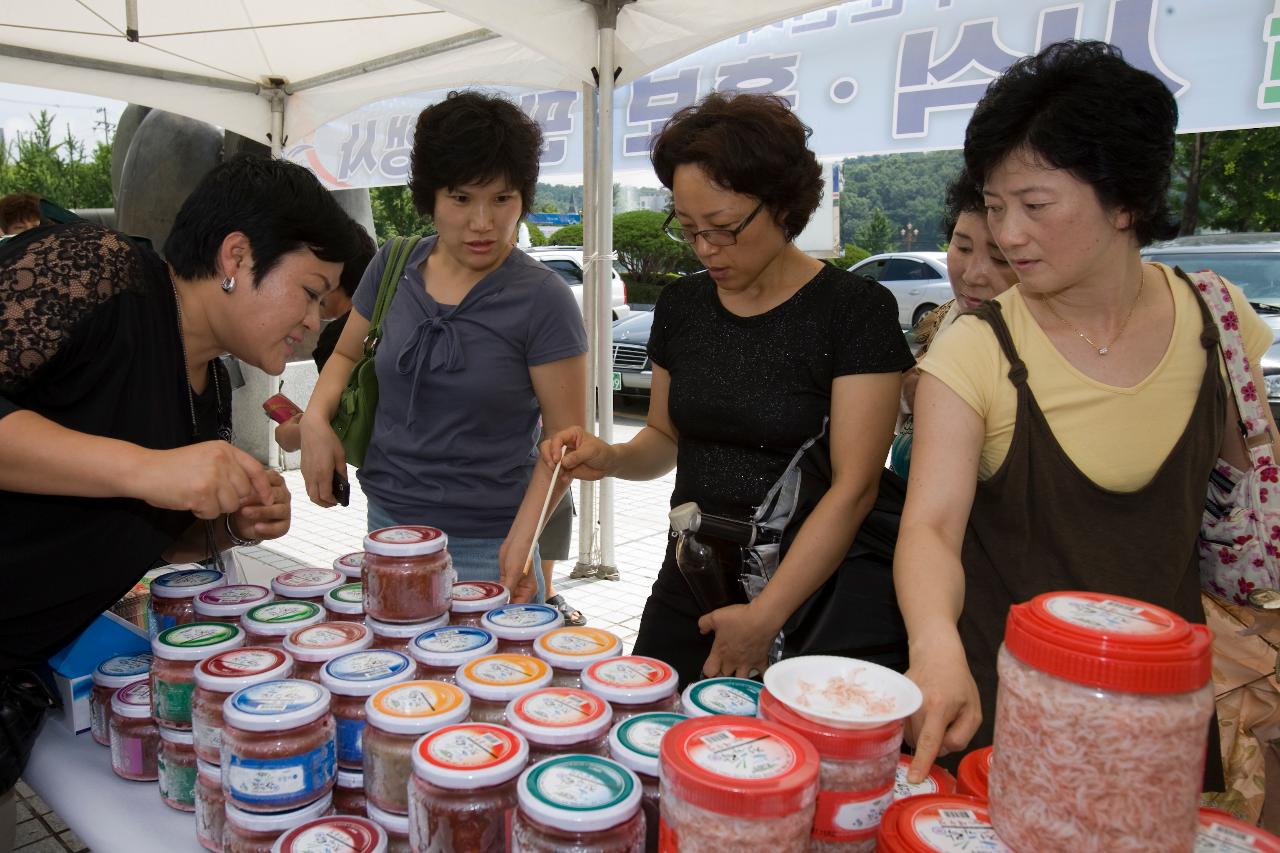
top-left (955, 747), bottom-right (992, 800)
top-left (273, 816), bottom-right (387, 853)
top-left (1197, 808), bottom-right (1280, 852)
top-left (877, 794), bottom-right (1012, 852)
top-left (894, 755), bottom-right (957, 800)
top-left (1004, 591), bottom-right (1212, 694)
top-left (363, 525), bottom-right (447, 557)
top-left (658, 715), bottom-right (819, 819)
top-left (757, 688), bottom-right (903, 760)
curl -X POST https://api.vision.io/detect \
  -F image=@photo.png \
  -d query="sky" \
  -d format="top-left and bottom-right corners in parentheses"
top-left (0, 83), bottom-right (125, 153)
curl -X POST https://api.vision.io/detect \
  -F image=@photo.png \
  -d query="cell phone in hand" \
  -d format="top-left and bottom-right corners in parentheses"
top-left (332, 472), bottom-right (351, 507)
top-left (262, 393), bottom-right (303, 424)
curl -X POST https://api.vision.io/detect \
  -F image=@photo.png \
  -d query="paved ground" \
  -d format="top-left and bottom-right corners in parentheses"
top-left (10, 781), bottom-right (87, 853)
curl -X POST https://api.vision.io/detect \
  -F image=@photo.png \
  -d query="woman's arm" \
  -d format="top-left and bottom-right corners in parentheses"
top-left (299, 308), bottom-right (371, 506)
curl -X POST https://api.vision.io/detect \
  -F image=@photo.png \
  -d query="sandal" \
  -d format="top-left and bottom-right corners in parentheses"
top-left (545, 594), bottom-right (587, 627)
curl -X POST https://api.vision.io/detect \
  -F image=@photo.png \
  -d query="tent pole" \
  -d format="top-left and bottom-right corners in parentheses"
top-left (573, 80), bottom-right (599, 578)
top-left (269, 90), bottom-right (285, 157)
top-left (593, 5), bottom-right (618, 581)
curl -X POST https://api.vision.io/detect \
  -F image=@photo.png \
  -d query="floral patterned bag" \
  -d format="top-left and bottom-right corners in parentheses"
top-left (1191, 268), bottom-right (1280, 604)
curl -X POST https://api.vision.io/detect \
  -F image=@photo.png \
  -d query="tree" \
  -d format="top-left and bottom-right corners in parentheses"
top-left (525, 222), bottom-right (550, 246)
top-left (548, 223), bottom-right (583, 245)
top-left (1171, 128), bottom-right (1280, 235)
top-left (611, 209), bottom-right (698, 284)
top-left (839, 150), bottom-right (963, 250)
top-left (856, 209), bottom-right (896, 255)
top-left (370, 185), bottom-right (431, 241)
top-left (0, 110), bottom-right (114, 209)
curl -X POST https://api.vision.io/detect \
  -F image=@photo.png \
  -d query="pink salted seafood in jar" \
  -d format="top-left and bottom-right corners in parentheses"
top-left (223, 794), bottom-right (334, 853)
top-left (272, 568), bottom-right (345, 606)
top-left (1196, 808), bottom-right (1280, 851)
top-left (449, 581), bottom-right (509, 628)
top-left (149, 567), bottom-right (227, 640)
top-left (334, 552), bottom-right (365, 581)
top-left (876, 794), bottom-right (1011, 852)
top-left (241, 601), bottom-right (325, 648)
top-left (284, 622), bottom-right (373, 682)
top-left (152, 622), bottom-right (247, 730)
top-left (607, 712), bottom-right (688, 853)
top-left (366, 802), bottom-right (411, 853)
top-left (193, 647), bottom-right (294, 765)
top-left (658, 715), bottom-right (819, 852)
top-left (511, 755), bottom-right (645, 853)
top-left (481, 604), bottom-right (563, 657)
top-left (195, 760), bottom-right (225, 852)
top-left (158, 725), bottom-right (199, 812)
top-left (110, 679), bottom-right (160, 781)
top-left (505, 687), bottom-right (614, 764)
top-left (325, 583), bottom-right (366, 623)
top-left (455, 654), bottom-right (553, 724)
top-left (680, 676), bottom-right (762, 717)
top-left (366, 613), bottom-right (449, 654)
top-left (320, 649), bottom-right (416, 769)
top-left (362, 526), bottom-right (455, 624)
top-left (362, 680), bottom-right (471, 816)
top-left (194, 585), bottom-right (273, 629)
top-left (91, 653), bottom-right (153, 747)
top-left (990, 591), bottom-right (1215, 853)
top-left (409, 626), bottom-right (497, 684)
top-left (956, 747), bottom-right (993, 800)
top-left (532, 627), bottom-right (623, 688)
top-left (335, 768), bottom-right (368, 817)
top-left (893, 755), bottom-right (956, 801)
top-left (272, 815), bottom-right (388, 853)
top-left (580, 656), bottom-right (680, 725)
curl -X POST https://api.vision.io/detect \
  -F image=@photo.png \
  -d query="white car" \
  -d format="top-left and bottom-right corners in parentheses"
top-left (526, 246), bottom-right (632, 321)
top-left (850, 251), bottom-right (952, 329)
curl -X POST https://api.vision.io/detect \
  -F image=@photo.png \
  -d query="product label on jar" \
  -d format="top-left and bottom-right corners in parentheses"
top-left (159, 622), bottom-right (239, 648)
top-left (525, 756), bottom-right (634, 810)
top-left (233, 680), bottom-right (326, 715)
top-left (158, 753), bottom-right (197, 806)
top-left (452, 581), bottom-right (505, 602)
top-left (464, 655), bottom-right (549, 686)
top-left (336, 552), bottom-right (365, 571)
top-left (588, 657), bottom-right (673, 689)
top-left (327, 650), bottom-right (412, 682)
top-left (116, 680), bottom-right (151, 707)
top-left (293, 623), bottom-right (367, 649)
top-left (539, 627), bottom-right (619, 656)
top-left (247, 601), bottom-right (322, 624)
top-left (153, 676), bottom-right (196, 723)
top-left (202, 648), bottom-right (289, 678)
top-left (374, 681), bottom-right (466, 718)
top-left (422, 724), bottom-right (523, 770)
top-left (908, 805), bottom-right (1012, 852)
top-left (894, 760), bottom-right (952, 800)
top-left (685, 725), bottom-right (796, 780)
top-left (813, 782), bottom-right (894, 841)
top-left (226, 741), bottom-right (336, 806)
top-left (370, 526), bottom-right (443, 545)
top-left (512, 689), bottom-right (606, 727)
top-left (192, 717), bottom-right (223, 756)
top-left (198, 585), bottom-right (269, 606)
top-left (329, 583), bottom-right (363, 604)
top-left (282, 818), bottom-right (382, 852)
top-left (486, 605), bottom-right (559, 628)
top-left (416, 627), bottom-right (493, 654)
top-left (150, 612), bottom-right (179, 640)
top-left (616, 714), bottom-right (686, 757)
top-left (97, 653), bottom-right (154, 679)
top-left (110, 733), bottom-right (147, 777)
top-left (336, 716), bottom-right (366, 765)
top-left (1196, 819), bottom-right (1269, 850)
top-left (277, 568), bottom-right (343, 588)
top-left (155, 569), bottom-right (224, 590)
top-left (686, 678), bottom-right (761, 715)
top-left (1043, 595), bottom-right (1172, 635)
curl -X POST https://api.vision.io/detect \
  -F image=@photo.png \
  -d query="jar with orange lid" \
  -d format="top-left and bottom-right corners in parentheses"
top-left (511, 755), bottom-right (644, 852)
top-left (990, 591), bottom-right (1214, 852)
top-left (152, 622), bottom-right (246, 729)
top-left (893, 755), bottom-right (957, 801)
top-left (272, 815), bottom-right (388, 853)
top-left (91, 653), bottom-right (153, 747)
top-left (956, 746), bottom-right (992, 800)
top-left (334, 551), bottom-right (365, 580)
top-left (319, 649), bottom-right (416, 768)
top-left (284, 622), bottom-right (373, 682)
top-left (110, 679), bottom-right (160, 781)
top-left (580, 656), bottom-right (680, 724)
top-left (409, 626), bottom-right (497, 683)
top-left (194, 585), bottom-right (272, 628)
top-left (195, 759), bottom-right (225, 852)
top-left (455, 654), bottom-right (553, 724)
top-left (607, 712), bottom-right (688, 852)
top-left (242, 601), bottom-right (325, 648)
top-left (533, 627), bottom-right (622, 688)
top-left (449, 581), bottom-right (509, 628)
top-left (272, 568), bottom-right (345, 606)
top-left (362, 526), bottom-right (455, 623)
top-left (367, 613), bottom-right (449, 653)
top-left (876, 794), bottom-right (1010, 852)
top-left (193, 646), bottom-right (294, 764)
top-left (148, 567), bottom-right (226, 640)
top-left (223, 793), bottom-right (333, 853)
top-left (363, 680), bottom-right (471, 815)
top-left (481, 605), bottom-right (563, 656)
top-left (366, 802), bottom-right (411, 853)
top-left (325, 583), bottom-right (365, 623)
top-left (335, 768), bottom-right (367, 816)
top-left (505, 687), bottom-right (614, 764)
top-left (158, 725), bottom-right (199, 812)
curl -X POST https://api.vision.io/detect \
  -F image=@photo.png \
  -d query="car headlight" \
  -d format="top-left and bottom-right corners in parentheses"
top-left (1264, 373), bottom-right (1280, 401)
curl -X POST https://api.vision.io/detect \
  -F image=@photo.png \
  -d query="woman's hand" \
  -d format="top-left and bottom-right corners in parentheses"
top-left (131, 441), bottom-right (272, 519)
top-left (299, 411), bottom-right (347, 507)
top-left (544, 427), bottom-right (618, 482)
top-left (902, 634), bottom-right (983, 783)
top-left (497, 538), bottom-right (541, 604)
top-left (273, 413), bottom-right (304, 453)
top-left (697, 601), bottom-right (783, 678)
top-left (230, 469), bottom-right (292, 541)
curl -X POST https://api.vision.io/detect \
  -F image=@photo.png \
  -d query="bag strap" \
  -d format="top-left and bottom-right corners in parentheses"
top-left (363, 236), bottom-right (415, 356)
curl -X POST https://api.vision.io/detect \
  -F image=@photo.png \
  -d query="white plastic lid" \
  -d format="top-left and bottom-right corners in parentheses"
top-left (325, 583), bottom-right (365, 615)
top-left (272, 568), bottom-right (345, 599)
top-left (365, 680), bottom-right (470, 735)
top-left (197, 759), bottom-right (221, 782)
top-left (284, 622), bottom-right (373, 662)
top-left (363, 526), bottom-right (448, 558)
top-left (152, 622), bottom-right (245, 661)
top-left (336, 768), bottom-right (363, 789)
top-left (681, 677), bottom-right (762, 717)
top-left (506, 688), bottom-right (614, 746)
top-left (607, 712), bottom-right (688, 778)
top-left (516, 755), bottom-right (641, 833)
top-left (333, 552), bottom-right (365, 579)
top-left (449, 581), bottom-right (509, 613)
top-left (320, 650), bottom-right (415, 696)
top-left (110, 679), bottom-right (153, 718)
top-left (582, 656), bottom-right (679, 705)
top-left (225, 793), bottom-right (332, 833)
top-left (93, 653), bottom-right (154, 689)
top-left (222, 679), bottom-right (332, 732)
top-left (273, 816), bottom-right (388, 853)
top-left (367, 612), bottom-right (449, 640)
top-left (455, 654), bottom-right (553, 701)
top-left (196, 647), bottom-right (294, 692)
top-left (410, 627), bottom-right (498, 668)
top-left (533, 627), bottom-right (622, 672)
top-left (481, 604), bottom-right (563, 641)
top-left (194, 584), bottom-right (272, 617)
top-left (159, 725), bottom-right (194, 745)
top-left (149, 566), bottom-right (225, 599)
top-left (412, 723), bottom-right (530, 790)
top-left (243, 601), bottom-right (325, 636)
top-left (365, 801), bottom-right (409, 836)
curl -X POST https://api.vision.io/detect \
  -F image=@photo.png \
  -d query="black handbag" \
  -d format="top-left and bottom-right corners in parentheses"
top-left (0, 669), bottom-right (58, 792)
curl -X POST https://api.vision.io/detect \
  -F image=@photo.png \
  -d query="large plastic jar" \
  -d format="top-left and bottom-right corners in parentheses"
top-left (149, 566), bottom-right (226, 640)
top-left (363, 680), bottom-right (470, 815)
top-left (195, 759), bottom-right (225, 852)
top-left (152, 621), bottom-right (246, 729)
top-left (956, 746), bottom-right (992, 800)
top-left (325, 583), bottom-right (366, 623)
top-left (680, 677), bottom-right (762, 717)
top-left (506, 687), bottom-right (614, 764)
top-left (284, 622), bottom-right (373, 682)
top-left (581, 656), bottom-right (680, 725)
top-left (481, 605), bottom-right (563, 656)
top-left (91, 653), bottom-right (153, 747)
top-left (272, 816), bottom-right (388, 853)
top-left (367, 613), bottom-right (450, 654)
top-left (607, 712), bottom-right (688, 853)
top-left (242, 601), bottom-right (325, 648)
top-left (320, 649), bottom-right (416, 769)
top-left (658, 715), bottom-right (819, 851)
top-left (334, 551), bottom-right (365, 580)
top-left (511, 754), bottom-right (644, 852)
top-left (758, 688), bottom-right (902, 851)
top-left (193, 647), bottom-right (295, 764)
top-left (876, 794), bottom-right (1011, 852)
top-left (335, 768), bottom-right (368, 817)
top-left (449, 581), bottom-right (510, 628)
top-left (455, 654), bottom-right (553, 724)
top-left (158, 725), bottom-right (199, 811)
top-left (363, 526), bottom-right (455, 623)
top-left (109, 679), bottom-right (160, 781)
top-left (410, 626), bottom-right (497, 683)
top-left (366, 802), bottom-right (411, 853)
top-left (221, 679), bottom-right (337, 813)
top-left (533, 627), bottom-right (623, 688)
top-left (1196, 808), bottom-right (1280, 851)
top-left (272, 568), bottom-right (345, 606)
top-left (194, 585), bottom-right (273, 628)
top-left (408, 722), bottom-right (529, 853)
top-left (224, 794), bottom-right (333, 853)
top-left (990, 591), bottom-right (1214, 853)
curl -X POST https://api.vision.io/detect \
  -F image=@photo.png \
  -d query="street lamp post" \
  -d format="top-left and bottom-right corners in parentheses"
top-left (900, 222), bottom-right (919, 251)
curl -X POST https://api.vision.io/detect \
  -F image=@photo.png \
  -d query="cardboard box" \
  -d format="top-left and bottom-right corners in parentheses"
top-left (47, 610), bottom-right (151, 735)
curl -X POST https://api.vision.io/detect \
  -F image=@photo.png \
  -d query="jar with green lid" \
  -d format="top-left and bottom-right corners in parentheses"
top-left (511, 754), bottom-right (644, 852)
top-left (152, 622), bottom-right (246, 729)
top-left (242, 601), bottom-right (325, 648)
top-left (608, 712), bottom-right (688, 851)
top-left (325, 582), bottom-right (366, 623)
top-left (680, 676), bottom-right (762, 717)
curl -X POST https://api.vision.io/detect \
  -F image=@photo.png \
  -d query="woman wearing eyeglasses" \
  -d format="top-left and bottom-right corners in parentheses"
top-left (538, 93), bottom-right (915, 685)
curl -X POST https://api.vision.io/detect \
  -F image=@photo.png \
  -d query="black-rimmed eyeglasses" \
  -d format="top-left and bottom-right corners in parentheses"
top-left (662, 201), bottom-right (764, 247)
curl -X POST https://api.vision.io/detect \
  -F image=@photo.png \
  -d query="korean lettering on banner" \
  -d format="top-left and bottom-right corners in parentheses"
top-left (716, 54), bottom-right (802, 108)
top-left (623, 68), bottom-right (701, 157)
top-left (336, 114), bottom-right (413, 183)
top-left (520, 90), bottom-right (580, 167)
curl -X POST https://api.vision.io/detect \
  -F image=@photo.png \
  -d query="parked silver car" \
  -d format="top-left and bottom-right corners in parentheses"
top-left (849, 251), bottom-right (952, 329)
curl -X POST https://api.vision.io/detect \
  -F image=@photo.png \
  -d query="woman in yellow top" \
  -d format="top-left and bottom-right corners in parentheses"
top-left (894, 39), bottom-right (1277, 785)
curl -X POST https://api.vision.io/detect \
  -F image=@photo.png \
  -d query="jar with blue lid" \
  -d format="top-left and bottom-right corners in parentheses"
top-left (221, 679), bottom-right (337, 813)
top-left (149, 566), bottom-right (226, 640)
top-left (319, 650), bottom-right (415, 769)
top-left (481, 604), bottom-right (564, 656)
top-left (511, 754), bottom-right (644, 852)
top-left (408, 627), bottom-right (498, 684)
top-left (91, 653), bottom-right (153, 747)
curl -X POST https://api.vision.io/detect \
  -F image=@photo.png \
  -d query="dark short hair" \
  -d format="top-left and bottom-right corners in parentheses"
top-left (165, 155), bottom-right (362, 284)
top-left (409, 91), bottom-right (543, 218)
top-left (0, 192), bottom-right (40, 231)
top-left (651, 92), bottom-right (822, 241)
top-left (339, 224), bottom-right (377, 298)
top-left (964, 40), bottom-right (1178, 245)
top-left (941, 168), bottom-right (985, 238)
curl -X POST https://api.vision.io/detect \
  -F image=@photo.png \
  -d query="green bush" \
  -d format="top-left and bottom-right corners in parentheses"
top-left (548, 223), bottom-right (584, 245)
top-left (831, 243), bottom-right (871, 270)
top-left (525, 223), bottom-right (550, 246)
top-left (625, 281), bottom-right (665, 306)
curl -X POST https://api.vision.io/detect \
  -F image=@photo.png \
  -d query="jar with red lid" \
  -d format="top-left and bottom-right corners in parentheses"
top-left (194, 647), bottom-right (295, 764)
top-left (758, 688), bottom-right (902, 852)
top-left (242, 601), bottom-right (325, 648)
top-left (272, 568), bottom-right (345, 605)
top-left (109, 679), bottom-right (160, 781)
top-left (91, 653), bottom-right (153, 746)
top-left (196, 760), bottom-right (225, 852)
top-left (284, 622), bottom-right (373, 682)
top-left (505, 687), bottom-right (614, 764)
top-left (956, 747), bottom-right (992, 800)
top-left (658, 715), bottom-right (819, 851)
top-left (272, 815), bottom-right (388, 853)
top-left (366, 802), bottom-right (411, 853)
top-left (410, 626), bottom-right (497, 683)
top-left (149, 567), bottom-right (227, 640)
top-left (511, 754), bottom-right (644, 852)
top-left (449, 581), bottom-right (510, 628)
top-left (335, 551), bottom-right (366, 580)
top-left (326, 583), bottom-right (366, 623)
top-left (194, 585), bottom-right (273, 628)
top-left (363, 526), bottom-right (455, 623)
top-left (367, 613), bottom-right (449, 654)
top-left (335, 768), bottom-right (368, 816)
top-left (893, 755), bottom-right (957, 801)
top-left (1197, 807), bottom-right (1280, 851)
top-left (680, 676), bottom-right (761, 717)
top-left (481, 605), bottom-right (563, 656)
top-left (408, 722), bottom-right (529, 853)
top-left (158, 725), bottom-right (199, 811)
top-left (455, 654), bottom-right (553, 724)
top-left (152, 622), bottom-right (246, 729)
top-left (876, 794), bottom-right (1011, 852)
top-left (990, 591), bottom-right (1214, 852)
top-left (608, 712), bottom-right (688, 853)
top-left (363, 680), bottom-right (470, 815)
top-left (221, 679), bottom-right (337, 813)
top-left (533, 627), bottom-right (623, 688)
top-left (581, 656), bottom-right (680, 725)
top-left (320, 650), bottom-right (416, 769)
top-left (224, 793), bottom-right (333, 853)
